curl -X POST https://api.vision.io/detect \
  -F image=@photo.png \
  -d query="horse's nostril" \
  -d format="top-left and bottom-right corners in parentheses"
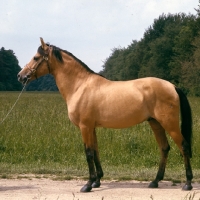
top-left (17, 74), bottom-right (21, 81)
top-left (17, 73), bottom-right (29, 84)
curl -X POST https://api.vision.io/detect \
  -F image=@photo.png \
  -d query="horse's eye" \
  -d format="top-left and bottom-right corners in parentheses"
top-left (33, 56), bottom-right (39, 61)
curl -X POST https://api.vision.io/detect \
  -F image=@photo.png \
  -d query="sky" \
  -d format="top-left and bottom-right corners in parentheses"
top-left (0, 0), bottom-right (199, 72)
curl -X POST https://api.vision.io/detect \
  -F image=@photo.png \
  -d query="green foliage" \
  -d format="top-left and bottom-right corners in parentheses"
top-left (101, 12), bottom-right (200, 95)
top-left (0, 47), bottom-right (22, 91)
top-left (0, 45), bottom-right (58, 91)
top-left (2, 5), bottom-right (200, 94)
top-left (25, 74), bottom-right (58, 91)
top-left (100, 41), bottom-right (139, 81)
top-left (181, 35), bottom-right (200, 96)
top-left (1, 92), bottom-right (200, 181)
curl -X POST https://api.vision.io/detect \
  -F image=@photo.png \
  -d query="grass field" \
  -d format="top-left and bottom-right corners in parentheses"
top-left (0, 92), bottom-right (200, 182)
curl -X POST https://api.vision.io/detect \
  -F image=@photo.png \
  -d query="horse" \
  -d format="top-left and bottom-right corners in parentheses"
top-left (18, 37), bottom-right (193, 192)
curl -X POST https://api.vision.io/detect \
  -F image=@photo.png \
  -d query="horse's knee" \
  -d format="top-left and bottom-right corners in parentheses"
top-left (162, 145), bottom-right (170, 156)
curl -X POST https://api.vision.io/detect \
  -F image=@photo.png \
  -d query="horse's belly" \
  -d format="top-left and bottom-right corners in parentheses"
top-left (96, 110), bottom-right (148, 128)
top-left (96, 118), bottom-right (145, 128)
top-left (95, 95), bottom-right (149, 128)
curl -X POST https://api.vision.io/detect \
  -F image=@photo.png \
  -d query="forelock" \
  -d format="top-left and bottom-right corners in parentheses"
top-left (37, 46), bottom-right (46, 56)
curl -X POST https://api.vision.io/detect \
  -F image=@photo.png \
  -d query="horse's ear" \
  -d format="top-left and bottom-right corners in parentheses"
top-left (40, 37), bottom-right (48, 50)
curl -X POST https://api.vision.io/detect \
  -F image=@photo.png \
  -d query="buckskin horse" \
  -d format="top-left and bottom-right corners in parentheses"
top-left (18, 38), bottom-right (193, 192)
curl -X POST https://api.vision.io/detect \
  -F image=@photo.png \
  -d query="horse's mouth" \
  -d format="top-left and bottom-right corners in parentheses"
top-left (17, 73), bottom-right (31, 85)
top-left (22, 79), bottom-right (28, 85)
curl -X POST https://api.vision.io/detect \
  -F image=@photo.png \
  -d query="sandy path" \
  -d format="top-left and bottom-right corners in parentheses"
top-left (0, 178), bottom-right (199, 200)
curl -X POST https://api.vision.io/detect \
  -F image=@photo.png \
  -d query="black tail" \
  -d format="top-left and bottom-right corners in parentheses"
top-left (175, 87), bottom-right (192, 158)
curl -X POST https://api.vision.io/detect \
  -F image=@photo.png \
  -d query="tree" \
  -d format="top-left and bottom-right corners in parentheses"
top-left (180, 34), bottom-right (200, 96)
top-left (0, 47), bottom-right (22, 91)
top-left (100, 12), bottom-right (200, 95)
top-left (100, 41), bottom-right (140, 80)
top-left (25, 74), bottom-right (58, 91)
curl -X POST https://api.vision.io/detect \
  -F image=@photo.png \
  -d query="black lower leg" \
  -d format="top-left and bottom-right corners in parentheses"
top-left (182, 141), bottom-right (193, 191)
top-left (149, 145), bottom-right (170, 188)
top-left (92, 150), bottom-right (104, 188)
top-left (80, 146), bottom-right (96, 192)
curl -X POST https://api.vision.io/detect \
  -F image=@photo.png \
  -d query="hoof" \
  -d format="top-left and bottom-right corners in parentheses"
top-left (80, 184), bottom-right (92, 193)
top-left (148, 181), bottom-right (158, 188)
top-left (92, 181), bottom-right (101, 188)
top-left (182, 184), bottom-right (193, 191)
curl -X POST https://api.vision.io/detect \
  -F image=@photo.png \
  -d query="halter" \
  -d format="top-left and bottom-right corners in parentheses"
top-left (26, 46), bottom-right (51, 80)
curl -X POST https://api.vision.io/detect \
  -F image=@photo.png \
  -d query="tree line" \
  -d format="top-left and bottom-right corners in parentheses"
top-left (100, 7), bottom-right (200, 96)
top-left (1, 3), bottom-right (200, 95)
top-left (0, 47), bottom-right (22, 91)
top-left (0, 47), bottom-right (57, 91)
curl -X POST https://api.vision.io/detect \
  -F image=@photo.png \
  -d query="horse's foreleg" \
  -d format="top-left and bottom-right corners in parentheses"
top-left (80, 145), bottom-right (96, 192)
top-left (80, 126), bottom-right (97, 192)
top-left (148, 119), bottom-right (170, 188)
top-left (92, 130), bottom-right (104, 188)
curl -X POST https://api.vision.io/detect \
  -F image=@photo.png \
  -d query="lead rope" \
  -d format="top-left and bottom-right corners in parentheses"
top-left (0, 80), bottom-right (28, 125)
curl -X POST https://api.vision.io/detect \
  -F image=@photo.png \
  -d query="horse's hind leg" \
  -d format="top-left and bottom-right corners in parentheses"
top-left (148, 119), bottom-right (170, 188)
top-left (167, 130), bottom-right (193, 190)
top-left (158, 115), bottom-right (193, 190)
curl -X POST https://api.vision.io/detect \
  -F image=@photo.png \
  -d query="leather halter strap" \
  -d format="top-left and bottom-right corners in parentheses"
top-left (26, 47), bottom-right (51, 80)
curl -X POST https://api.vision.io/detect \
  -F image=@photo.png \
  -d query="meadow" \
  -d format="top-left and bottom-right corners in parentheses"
top-left (0, 92), bottom-right (200, 183)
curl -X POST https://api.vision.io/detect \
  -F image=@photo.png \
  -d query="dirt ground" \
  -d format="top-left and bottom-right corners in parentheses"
top-left (0, 178), bottom-right (199, 200)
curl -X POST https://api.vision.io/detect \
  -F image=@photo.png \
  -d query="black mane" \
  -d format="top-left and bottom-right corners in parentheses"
top-left (38, 44), bottom-right (96, 74)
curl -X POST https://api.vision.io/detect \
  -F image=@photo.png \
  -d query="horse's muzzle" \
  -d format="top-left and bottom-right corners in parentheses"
top-left (17, 72), bottom-right (31, 85)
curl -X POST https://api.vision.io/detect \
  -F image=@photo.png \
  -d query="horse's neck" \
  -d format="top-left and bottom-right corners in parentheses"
top-left (51, 57), bottom-right (92, 100)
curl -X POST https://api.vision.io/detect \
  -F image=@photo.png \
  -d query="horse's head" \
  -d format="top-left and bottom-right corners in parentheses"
top-left (18, 37), bottom-right (51, 85)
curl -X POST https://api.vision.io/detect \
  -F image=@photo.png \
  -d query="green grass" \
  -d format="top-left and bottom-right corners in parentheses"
top-left (0, 92), bottom-right (200, 181)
